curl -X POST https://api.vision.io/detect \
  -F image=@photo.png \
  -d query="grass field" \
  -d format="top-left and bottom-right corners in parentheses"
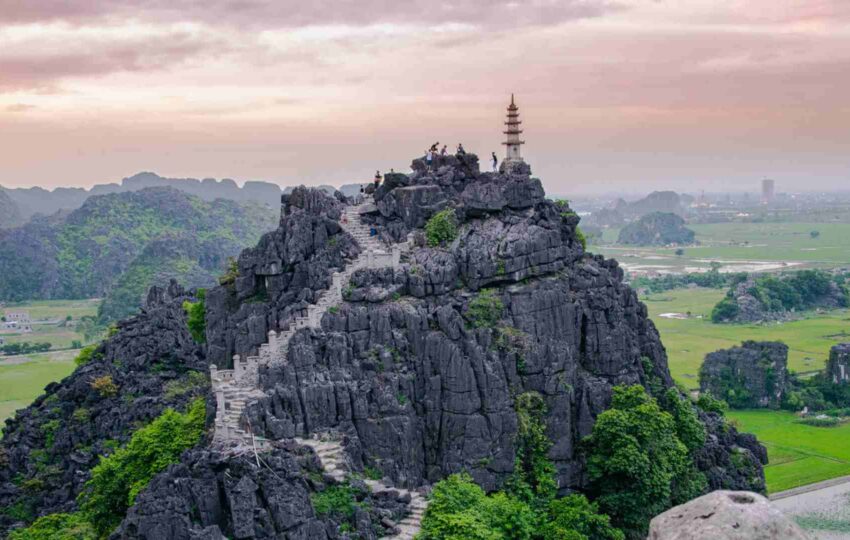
top-left (592, 221), bottom-right (850, 274)
top-left (0, 350), bottom-right (77, 426)
top-left (643, 287), bottom-right (850, 387)
top-left (727, 410), bottom-right (850, 494)
top-left (0, 299), bottom-right (99, 424)
top-left (1, 298), bottom-right (99, 350)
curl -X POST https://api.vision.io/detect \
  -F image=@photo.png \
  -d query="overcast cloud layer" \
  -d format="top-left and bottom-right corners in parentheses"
top-left (1, 0), bottom-right (849, 194)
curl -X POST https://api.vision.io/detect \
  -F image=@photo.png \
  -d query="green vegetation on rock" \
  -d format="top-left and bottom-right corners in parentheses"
top-left (182, 289), bottom-right (206, 344)
top-left (426, 209), bottom-right (458, 247)
top-left (467, 289), bottom-right (504, 329)
top-left (77, 398), bottom-right (206, 536)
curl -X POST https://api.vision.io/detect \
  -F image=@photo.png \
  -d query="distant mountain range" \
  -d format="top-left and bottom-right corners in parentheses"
top-left (0, 172), bottom-right (365, 228)
top-left (0, 186), bottom-right (278, 322)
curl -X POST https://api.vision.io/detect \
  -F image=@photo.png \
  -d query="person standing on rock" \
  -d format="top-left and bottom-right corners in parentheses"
top-left (374, 170), bottom-right (382, 188)
top-left (457, 143), bottom-right (466, 155)
top-left (440, 145), bottom-right (447, 156)
top-left (491, 152), bottom-right (498, 172)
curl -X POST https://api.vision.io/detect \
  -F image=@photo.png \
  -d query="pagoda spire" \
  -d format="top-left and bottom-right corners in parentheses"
top-left (502, 94), bottom-right (524, 163)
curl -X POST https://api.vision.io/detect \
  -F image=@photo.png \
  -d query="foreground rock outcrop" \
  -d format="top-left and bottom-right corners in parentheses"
top-left (649, 491), bottom-right (810, 540)
top-left (699, 341), bottom-right (788, 409)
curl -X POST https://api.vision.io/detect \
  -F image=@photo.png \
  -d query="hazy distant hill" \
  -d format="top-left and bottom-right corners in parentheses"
top-left (617, 211), bottom-right (696, 245)
top-left (0, 187), bottom-right (277, 321)
top-left (0, 188), bottom-right (22, 229)
top-left (3, 172), bottom-right (284, 222)
top-left (4, 173), bottom-right (366, 225)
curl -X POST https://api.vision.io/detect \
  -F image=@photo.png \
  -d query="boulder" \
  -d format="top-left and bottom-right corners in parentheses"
top-left (649, 490), bottom-right (810, 540)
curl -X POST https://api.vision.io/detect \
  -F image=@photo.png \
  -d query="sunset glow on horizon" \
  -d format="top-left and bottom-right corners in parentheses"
top-left (1, 0), bottom-right (849, 194)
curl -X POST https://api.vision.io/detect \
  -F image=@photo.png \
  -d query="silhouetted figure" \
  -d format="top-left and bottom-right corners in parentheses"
top-left (440, 145), bottom-right (447, 156)
top-left (456, 143), bottom-right (466, 155)
top-left (374, 170), bottom-right (382, 188)
top-left (491, 152), bottom-right (498, 172)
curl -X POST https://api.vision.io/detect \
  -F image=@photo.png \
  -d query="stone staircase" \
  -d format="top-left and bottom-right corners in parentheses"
top-left (210, 196), bottom-right (408, 449)
top-left (296, 436), bottom-right (428, 540)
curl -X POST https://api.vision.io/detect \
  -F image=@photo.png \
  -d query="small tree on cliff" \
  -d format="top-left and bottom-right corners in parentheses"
top-left (583, 385), bottom-right (691, 539)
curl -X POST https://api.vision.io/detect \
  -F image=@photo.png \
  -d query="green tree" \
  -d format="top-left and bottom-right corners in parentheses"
top-left (78, 398), bottom-right (206, 536)
top-left (583, 385), bottom-right (690, 539)
top-left (541, 494), bottom-right (624, 540)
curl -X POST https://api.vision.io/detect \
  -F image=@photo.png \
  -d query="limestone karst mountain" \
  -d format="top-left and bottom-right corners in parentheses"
top-left (0, 154), bottom-right (766, 539)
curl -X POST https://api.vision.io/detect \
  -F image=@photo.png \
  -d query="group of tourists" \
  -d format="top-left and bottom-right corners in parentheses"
top-left (424, 141), bottom-right (469, 165)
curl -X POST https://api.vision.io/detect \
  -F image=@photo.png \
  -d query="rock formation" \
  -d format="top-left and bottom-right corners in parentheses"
top-left (649, 491), bottom-right (810, 540)
top-left (0, 153), bottom-right (768, 539)
top-left (617, 212), bottom-right (695, 245)
top-left (827, 343), bottom-right (850, 385)
top-left (699, 341), bottom-right (788, 408)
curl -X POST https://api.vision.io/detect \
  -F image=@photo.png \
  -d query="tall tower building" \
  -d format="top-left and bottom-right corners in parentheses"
top-left (502, 94), bottom-right (525, 163)
top-left (761, 179), bottom-right (775, 203)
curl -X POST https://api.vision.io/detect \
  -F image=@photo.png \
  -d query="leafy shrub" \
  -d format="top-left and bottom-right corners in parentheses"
top-left (162, 371), bottom-right (208, 400)
top-left (695, 392), bottom-right (728, 415)
top-left (1, 342), bottom-right (51, 356)
top-left (40, 419), bottom-right (61, 448)
top-left (72, 408), bottom-right (91, 424)
top-left (363, 466), bottom-right (383, 481)
top-left (575, 227), bottom-right (587, 250)
top-left (182, 289), bottom-right (206, 344)
top-left (73, 345), bottom-right (98, 366)
top-left (425, 209), bottom-right (458, 247)
top-left (78, 398), bottom-right (206, 535)
top-left (467, 289), bottom-right (504, 329)
top-left (541, 494), bottom-right (625, 540)
top-left (218, 257), bottom-right (239, 286)
top-left (311, 483), bottom-right (357, 519)
top-left (8, 512), bottom-right (95, 540)
top-left (90, 375), bottom-right (118, 398)
top-left (797, 416), bottom-right (841, 427)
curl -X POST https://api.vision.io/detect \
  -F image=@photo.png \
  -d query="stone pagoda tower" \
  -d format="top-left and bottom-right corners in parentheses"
top-left (502, 94), bottom-right (525, 163)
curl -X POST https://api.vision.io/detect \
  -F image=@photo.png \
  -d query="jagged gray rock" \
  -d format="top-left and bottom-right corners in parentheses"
top-left (648, 490), bottom-right (811, 540)
top-left (699, 341), bottom-right (788, 408)
top-left (826, 343), bottom-right (850, 385)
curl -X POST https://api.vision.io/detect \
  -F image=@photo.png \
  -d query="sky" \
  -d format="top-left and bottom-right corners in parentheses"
top-left (1, 0), bottom-right (849, 195)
